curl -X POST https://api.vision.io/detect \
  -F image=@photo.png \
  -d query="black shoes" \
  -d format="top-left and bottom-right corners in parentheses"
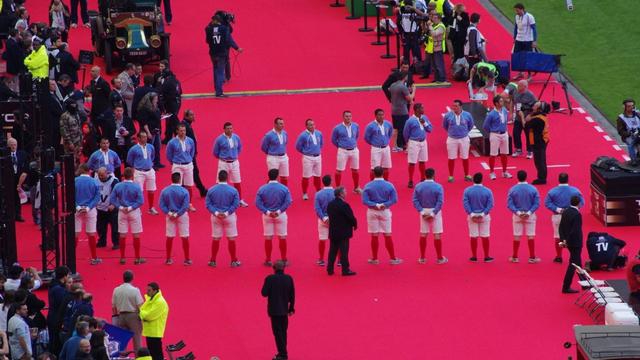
top-left (531, 179), bottom-right (547, 185)
top-left (342, 270), bottom-right (357, 276)
top-left (553, 257), bottom-right (563, 264)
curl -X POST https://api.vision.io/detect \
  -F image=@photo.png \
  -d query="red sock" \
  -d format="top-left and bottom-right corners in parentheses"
top-left (133, 237), bottom-right (141, 259)
top-left (211, 240), bottom-right (220, 261)
top-left (462, 159), bottom-right (470, 176)
top-left (418, 162), bottom-right (426, 181)
top-left (181, 237), bottom-right (190, 260)
top-left (147, 192), bottom-right (155, 209)
top-left (384, 235), bottom-right (396, 259)
top-left (166, 237), bottom-right (173, 260)
top-left (419, 236), bottom-right (426, 258)
top-left (434, 238), bottom-right (443, 259)
top-left (554, 238), bottom-right (562, 257)
top-left (512, 240), bottom-right (519, 258)
top-left (335, 172), bottom-right (342, 186)
top-left (233, 183), bottom-right (242, 199)
top-left (318, 241), bottom-right (326, 260)
top-left (313, 177), bottom-right (321, 191)
top-left (470, 237), bottom-right (478, 257)
top-left (383, 169), bottom-right (389, 181)
top-left (352, 170), bottom-right (359, 188)
top-left (228, 240), bottom-right (237, 261)
top-left (280, 177), bottom-right (288, 186)
top-left (278, 238), bottom-right (287, 261)
top-left (119, 238), bottom-right (126, 259)
top-left (87, 236), bottom-right (97, 259)
top-left (500, 154), bottom-right (508, 171)
top-left (301, 177), bottom-right (309, 194)
top-left (481, 237), bottom-right (490, 257)
top-left (371, 235), bottom-right (379, 259)
top-left (408, 164), bottom-right (415, 182)
top-left (264, 239), bottom-right (272, 261)
top-left (527, 238), bottom-right (536, 258)
top-left (489, 156), bottom-right (496, 172)
top-left (448, 159), bottom-right (455, 176)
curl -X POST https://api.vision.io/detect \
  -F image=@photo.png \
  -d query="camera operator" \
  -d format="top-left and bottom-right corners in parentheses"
top-left (524, 101), bottom-right (550, 185)
top-left (396, 0), bottom-right (425, 64)
top-left (205, 12), bottom-right (242, 98)
top-left (616, 99), bottom-right (640, 164)
top-left (585, 232), bottom-right (626, 271)
top-left (423, 13), bottom-right (446, 83)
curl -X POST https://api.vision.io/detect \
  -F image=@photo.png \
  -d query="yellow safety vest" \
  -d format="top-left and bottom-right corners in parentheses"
top-left (431, 0), bottom-right (445, 15)
top-left (425, 23), bottom-right (446, 53)
top-left (23, 46), bottom-right (49, 79)
top-left (139, 291), bottom-right (169, 338)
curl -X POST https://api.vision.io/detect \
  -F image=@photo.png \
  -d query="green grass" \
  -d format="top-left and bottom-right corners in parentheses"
top-left (489, 0), bottom-right (640, 122)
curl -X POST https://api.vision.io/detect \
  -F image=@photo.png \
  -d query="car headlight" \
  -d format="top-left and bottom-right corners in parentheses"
top-left (115, 37), bottom-right (127, 49)
top-left (149, 35), bottom-right (162, 48)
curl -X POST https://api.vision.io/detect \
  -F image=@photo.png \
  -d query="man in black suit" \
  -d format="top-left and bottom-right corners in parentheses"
top-left (132, 75), bottom-right (155, 120)
top-left (326, 186), bottom-right (357, 276)
top-left (88, 66), bottom-right (111, 126)
top-left (56, 43), bottom-right (80, 84)
top-left (261, 260), bottom-right (295, 360)
top-left (179, 109), bottom-right (207, 197)
top-left (157, 68), bottom-right (181, 143)
top-left (559, 195), bottom-right (583, 294)
top-left (100, 104), bottom-right (135, 171)
top-left (8, 138), bottom-right (28, 222)
top-left (2, 29), bottom-right (25, 77)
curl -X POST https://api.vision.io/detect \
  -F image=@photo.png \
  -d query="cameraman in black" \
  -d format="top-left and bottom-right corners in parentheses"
top-left (397, 0), bottom-right (425, 64)
top-left (616, 99), bottom-right (640, 165)
top-left (205, 12), bottom-right (242, 98)
top-left (524, 101), bottom-right (550, 185)
top-left (585, 232), bottom-right (626, 271)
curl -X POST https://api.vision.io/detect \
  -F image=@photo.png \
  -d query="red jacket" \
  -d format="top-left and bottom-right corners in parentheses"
top-left (627, 259), bottom-right (640, 293)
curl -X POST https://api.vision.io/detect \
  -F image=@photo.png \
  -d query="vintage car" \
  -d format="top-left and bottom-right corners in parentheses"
top-left (90, 0), bottom-right (170, 73)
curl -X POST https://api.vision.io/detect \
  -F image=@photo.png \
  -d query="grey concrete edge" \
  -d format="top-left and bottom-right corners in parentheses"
top-left (476, 0), bottom-right (622, 144)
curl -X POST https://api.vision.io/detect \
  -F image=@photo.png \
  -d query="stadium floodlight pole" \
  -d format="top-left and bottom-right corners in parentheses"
top-left (346, 0), bottom-right (360, 19)
top-left (381, 19), bottom-right (396, 59)
top-left (359, 1), bottom-right (373, 32)
top-left (371, 5), bottom-right (386, 45)
top-left (329, 0), bottom-right (344, 8)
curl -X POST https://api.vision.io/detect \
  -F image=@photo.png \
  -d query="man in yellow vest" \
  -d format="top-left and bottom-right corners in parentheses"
top-left (139, 282), bottom-right (169, 360)
top-left (424, 13), bottom-right (447, 83)
top-left (23, 37), bottom-right (49, 80)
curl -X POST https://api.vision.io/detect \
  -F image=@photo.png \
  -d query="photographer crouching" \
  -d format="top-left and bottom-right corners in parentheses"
top-left (205, 11), bottom-right (243, 98)
top-left (396, 0), bottom-right (426, 64)
top-left (617, 99), bottom-right (640, 165)
top-left (524, 101), bottom-right (551, 185)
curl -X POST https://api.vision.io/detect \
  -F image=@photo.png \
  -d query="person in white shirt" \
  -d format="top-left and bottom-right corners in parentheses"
top-left (513, 3), bottom-right (537, 79)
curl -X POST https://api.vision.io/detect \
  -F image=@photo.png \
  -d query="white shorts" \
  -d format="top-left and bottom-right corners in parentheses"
top-left (446, 136), bottom-right (470, 160)
top-left (211, 213), bottom-right (239, 238)
top-left (302, 155), bottom-right (322, 178)
top-left (552, 214), bottom-right (561, 238)
top-left (172, 162), bottom-right (194, 187)
top-left (419, 211), bottom-right (443, 234)
top-left (134, 168), bottom-right (157, 191)
top-left (317, 218), bottom-right (329, 240)
top-left (166, 213), bottom-right (189, 237)
top-left (262, 212), bottom-right (288, 237)
top-left (513, 213), bottom-right (536, 237)
top-left (367, 208), bottom-right (392, 234)
top-left (266, 155), bottom-right (289, 177)
top-left (118, 208), bottom-right (143, 234)
top-left (407, 139), bottom-right (428, 164)
top-left (467, 214), bottom-right (491, 237)
top-left (489, 132), bottom-right (509, 156)
top-left (336, 147), bottom-right (360, 171)
top-left (217, 159), bottom-right (242, 183)
top-left (75, 208), bottom-right (97, 234)
top-left (370, 146), bottom-right (392, 169)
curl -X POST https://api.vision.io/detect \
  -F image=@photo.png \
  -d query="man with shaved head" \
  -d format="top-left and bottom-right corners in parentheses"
top-left (512, 80), bottom-right (537, 159)
top-left (88, 66), bottom-right (111, 124)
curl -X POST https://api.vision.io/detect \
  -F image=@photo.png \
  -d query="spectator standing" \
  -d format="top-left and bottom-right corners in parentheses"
top-left (118, 63), bottom-right (136, 118)
top-left (616, 99), bottom-right (640, 163)
top-left (89, 330), bottom-right (110, 360)
top-left (2, 29), bottom-right (25, 77)
top-left (132, 75), bottom-right (155, 121)
top-left (88, 66), bottom-right (112, 128)
top-left (261, 261), bottom-right (295, 360)
top-left (449, 4), bottom-right (470, 63)
top-left (112, 271), bottom-right (144, 350)
top-left (49, 0), bottom-right (71, 42)
top-left (47, 266), bottom-right (71, 355)
top-left (56, 43), bottom-right (80, 85)
top-left (464, 13), bottom-right (486, 65)
top-left (139, 282), bottom-right (169, 360)
top-left (7, 303), bottom-right (31, 360)
top-left (59, 321), bottom-right (90, 360)
top-left (70, 0), bottom-right (90, 28)
top-left (131, 64), bottom-right (143, 88)
top-left (512, 3), bottom-right (537, 79)
top-left (102, 104), bottom-right (135, 170)
top-left (389, 72), bottom-right (415, 152)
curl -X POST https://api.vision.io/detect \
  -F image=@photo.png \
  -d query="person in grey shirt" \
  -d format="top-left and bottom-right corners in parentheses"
top-left (389, 72), bottom-right (415, 152)
top-left (512, 80), bottom-right (537, 159)
top-left (8, 303), bottom-right (31, 360)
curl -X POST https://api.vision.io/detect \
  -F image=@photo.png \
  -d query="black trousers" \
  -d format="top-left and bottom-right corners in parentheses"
top-left (563, 246), bottom-right (582, 290)
top-left (402, 32), bottom-right (422, 62)
top-left (163, 114), bottom-right (179, 142)
top-left (512, 120), bottom-right (532, 152)
top-left (327, 238), bottom-right (350, 274)
top-left (533, 142), bottom-right (548, 181)
top-left (146, 337), bottom-right (164, 360)
top-left (97, 210), bottom-right (119, 246)
top-left (192, 156), bottom-right (207, 195)
top-left (156, 0), bottom-right (172, 23)
top-left (270, 315), bottom-right (288, 358)
top-left (70, 0), bottom-right (89, 24)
